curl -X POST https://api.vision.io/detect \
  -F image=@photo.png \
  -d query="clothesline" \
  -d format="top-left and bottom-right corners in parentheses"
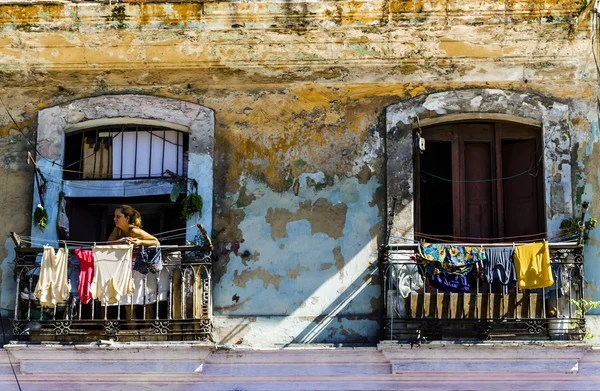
top-left (387, 227), bottom-right (581, 245)
top-left (16, 225), bottom-right (198, 246)
top-left (389, 241), bottom-right (560, 294)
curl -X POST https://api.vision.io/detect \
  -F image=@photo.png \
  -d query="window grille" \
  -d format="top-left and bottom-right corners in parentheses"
top-left (64, 126), bottom-right (188, 180)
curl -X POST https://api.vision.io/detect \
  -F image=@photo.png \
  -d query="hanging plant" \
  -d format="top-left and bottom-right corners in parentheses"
top-left (181, 193), bottom-right (203, 220)
top-left (33, 204), bottom-right (48, 232)
top-left (170, 182), bottom-right (183, 202)
top-left (560, 216), bottom-right (597, 245)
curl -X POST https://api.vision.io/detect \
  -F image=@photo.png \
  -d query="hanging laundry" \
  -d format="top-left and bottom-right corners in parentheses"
top-left (483, 247), bottom-right (517, 285)
top-left (428, 271), bottom-right (470, 293)
top-left (74, 248), bottom-right (95, 305)
top-left (91, 244), bottom-right (134, 305)
top-left (118, 270), bottom-right (165, 305)
top-left (417, 242), bottom-right (486, 276)
top-left (34, 246), bottom-right (70, 307)
top-left (513, 242), bottom-right (554, 289)
top-left (390, 259), bottom-right (424, 299)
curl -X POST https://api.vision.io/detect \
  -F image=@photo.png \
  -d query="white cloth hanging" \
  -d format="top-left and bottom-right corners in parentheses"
top-left (34, 246), bottom-right (70, 307)
top-left (91, 244), bottom-right (134, 304)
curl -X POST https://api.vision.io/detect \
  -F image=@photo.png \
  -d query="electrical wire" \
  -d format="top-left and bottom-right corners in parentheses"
top-left (0, 96), bottom-right (59, 171)
top-left (592, 4), bottom-right (600, 77)
top-left (17, 225), bottom-right (197, 247)
top-left (388, 226), bottom-right (581, 245)
top-left (421, 166), bottom-right (534, 183)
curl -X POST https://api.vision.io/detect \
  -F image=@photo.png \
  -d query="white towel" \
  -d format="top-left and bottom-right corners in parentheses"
top-left (91, 245), bottom-right (134, 305)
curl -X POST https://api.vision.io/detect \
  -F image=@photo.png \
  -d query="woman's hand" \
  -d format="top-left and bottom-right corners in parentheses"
top-left (122, 236), bottom-right (142, 246)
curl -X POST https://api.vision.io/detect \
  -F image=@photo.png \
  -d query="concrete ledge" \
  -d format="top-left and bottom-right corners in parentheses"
top-left (3, 344), bottom-right (600, 390)
top-left (378, 342), bottom-right (600, 375)
top-left (5, 342), bottom-right (215, 374)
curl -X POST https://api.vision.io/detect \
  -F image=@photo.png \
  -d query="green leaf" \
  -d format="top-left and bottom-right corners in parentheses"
top-left (170, 183), bottom-right (181, 202)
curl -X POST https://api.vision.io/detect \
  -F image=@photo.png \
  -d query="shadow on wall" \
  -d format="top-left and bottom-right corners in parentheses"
top-left (288, 202), bottom-right (414, 345)
top-left (209, 109), bottom-right (411, 345)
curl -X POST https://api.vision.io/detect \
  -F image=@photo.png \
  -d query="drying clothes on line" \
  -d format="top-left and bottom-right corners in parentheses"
top-left (428, 271), bottom-right (470, 293)
top-left (91, 244), bottom-right (134, 305)
top-left (545, 263), bottom-right (571, 300)
top-left (34, 246), bottom-right (70, 307)
top-left (390, 261), bottom-right (424, 299)
top-left (117, 269), bottom-right (170, 305)
top-left (513, 242), bottom-right (554, 289)
top-left (417, 242), bottom-right (486, 276)
top-left (74, 248), bottom-right (95, 305)
top-left (483, 247), bottom-right (517, 285)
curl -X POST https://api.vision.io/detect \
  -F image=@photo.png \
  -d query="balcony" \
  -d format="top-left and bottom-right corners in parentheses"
top-left (9, 227), bottom-right (213, 343)
top-left (382, 242), bottom-right (585, 342)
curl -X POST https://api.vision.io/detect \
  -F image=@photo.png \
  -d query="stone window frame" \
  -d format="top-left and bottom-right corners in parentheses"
top-left (385, 89), bottom-right (573, 244)
top-left (32, 95), bottom-right (214, 245)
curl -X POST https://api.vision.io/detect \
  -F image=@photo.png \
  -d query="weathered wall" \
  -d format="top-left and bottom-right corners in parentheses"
top-left (1, 0), bottom-right (599, 345)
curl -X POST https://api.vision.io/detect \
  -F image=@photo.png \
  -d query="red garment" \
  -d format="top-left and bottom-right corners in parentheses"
top-left (74, 248), bottom-right (95, 305)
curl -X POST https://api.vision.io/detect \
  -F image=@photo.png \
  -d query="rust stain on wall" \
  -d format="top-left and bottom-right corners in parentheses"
top-left (212, 208), bottom-right (246, 283)
top-left (265, 198), bottom-right (348, 240)
top-left (138, 3), bottom-right (204, 27)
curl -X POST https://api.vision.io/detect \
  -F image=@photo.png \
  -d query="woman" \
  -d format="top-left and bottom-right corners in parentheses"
top-left (107, 205), bottom-right (160, 327)
top-left (108, 205), bottom-right (160, 247)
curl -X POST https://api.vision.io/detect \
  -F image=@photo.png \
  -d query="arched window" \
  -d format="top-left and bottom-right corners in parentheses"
top-left (32, 95), bottom-right (214, 246)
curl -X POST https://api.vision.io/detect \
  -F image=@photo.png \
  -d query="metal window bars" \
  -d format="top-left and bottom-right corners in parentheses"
top-left (64, 126), bottom-right (188, 180)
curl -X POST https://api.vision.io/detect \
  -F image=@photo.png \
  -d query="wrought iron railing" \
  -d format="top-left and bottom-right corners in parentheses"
top-left (382, 242), bottom-right (585, 342)
top-left (10, 233), bottom-right (213, 343)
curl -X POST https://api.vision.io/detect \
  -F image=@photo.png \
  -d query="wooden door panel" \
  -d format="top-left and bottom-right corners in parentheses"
top-left (502, 138), bottom-right (541, 238)
top-left (463, 142), bottom-right (493, 240)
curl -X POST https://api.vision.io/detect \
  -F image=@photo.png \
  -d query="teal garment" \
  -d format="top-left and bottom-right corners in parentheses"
top-left (417, 242), bottom-right (486, 277)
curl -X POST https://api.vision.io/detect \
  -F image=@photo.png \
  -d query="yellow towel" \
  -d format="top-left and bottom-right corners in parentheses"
top-left (513, 242), bottom-right (553, 289)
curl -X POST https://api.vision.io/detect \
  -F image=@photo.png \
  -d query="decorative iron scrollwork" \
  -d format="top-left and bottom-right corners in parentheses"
top-left (526, 320), bottom-right (545, 335)
top-left (476, 321), bottom-right (493, 340)
top-left (13, 321), bottom-right (25, 337)
top-left (104, 320), bottom-right (121, 337)
top-left (53, 320), bottom-right (72, 335)
top-left (194, 319), bottom-right (213, 341)
top-left (153, 321), bottom-right (170, 335)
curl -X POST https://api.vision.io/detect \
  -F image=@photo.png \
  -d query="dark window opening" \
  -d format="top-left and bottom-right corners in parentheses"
top-left (420, 141), bottom-right (453, 237)
top-left (416, 121), bottom-right (544, 242)
top-left (66, 195), bottom-right (186, 245)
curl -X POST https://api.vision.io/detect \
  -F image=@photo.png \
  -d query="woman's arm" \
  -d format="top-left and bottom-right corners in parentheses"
top-left (106, 227), bottom-right (122, 244)
top-left (123, 226), bottom-right (160, 247)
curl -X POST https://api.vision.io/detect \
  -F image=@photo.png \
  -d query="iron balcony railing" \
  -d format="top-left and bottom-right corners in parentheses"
top-left (382, 242), bottom-right (585, 342)
top-left (10, 232), bottom-right (213, 343)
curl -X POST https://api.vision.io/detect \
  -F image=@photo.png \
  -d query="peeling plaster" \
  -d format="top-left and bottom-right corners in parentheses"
top-left (213, 174), bottom-right (381, 336)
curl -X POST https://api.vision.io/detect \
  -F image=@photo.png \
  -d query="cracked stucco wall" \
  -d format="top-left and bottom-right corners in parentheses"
top-left (0, 0), bottom-right (599, 345)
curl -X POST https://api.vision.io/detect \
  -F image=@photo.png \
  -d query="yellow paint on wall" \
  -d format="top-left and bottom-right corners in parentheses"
top-left (439, 40), bottom-right (503, 58)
